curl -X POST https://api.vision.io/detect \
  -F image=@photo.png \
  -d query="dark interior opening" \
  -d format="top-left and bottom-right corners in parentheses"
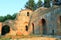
top-left (52, 30), bottom-right (54, 35)
top-left (32, 23), bottom-right (34, 34)
top-left (41, 19), bottom-right (46, 34)
top-left (1, 25), bottom-right (10, 35)
top-left (60, 16), bottom-right (61, 22)
top-left (41, 19), bottom-right (46, 26)
top-left (27, 12), bottom-right (29, 16)
top-left (25, 25), bottom-right (28, 31)
top-left (55, 0), bottom-right (59, 2)
top-left (54, 0), bottom-right (61, 5)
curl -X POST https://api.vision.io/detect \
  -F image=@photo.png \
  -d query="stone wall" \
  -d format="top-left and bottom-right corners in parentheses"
top-left (30, 5), bottom-right (61, 35)
top-left (0, 22), bottom-right (2, 35)
top-left (14, 9), bottom-right (33, 35)
top-left (0, 5), bottom-right (61, 36)
top-left (0, 9), bottom-right (33, 36)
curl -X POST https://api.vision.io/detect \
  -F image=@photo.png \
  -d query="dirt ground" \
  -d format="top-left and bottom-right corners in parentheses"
top-left (0, 35), bottom-right (60, 40)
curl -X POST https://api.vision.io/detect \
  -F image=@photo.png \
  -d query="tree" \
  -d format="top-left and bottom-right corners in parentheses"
top-left (25, 0), bottom-right (36, 10)
top-left (44, 0), bottom-right (50, 7)
top-left (0, 13), bottom-right (17, 22)
top-left (37, 0), bottom-right (51, 8)
top-left (37, 0), bottom-right (42, 8)
top-left (0, 16), bottom-right (5, 22)
top-left (12, 13), bottom-right (17, 20)
top-left (5, 14), bottom-right (12, 20)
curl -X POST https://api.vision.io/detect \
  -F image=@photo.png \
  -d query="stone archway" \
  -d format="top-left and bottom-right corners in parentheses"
top-left (1, 25), bottom-right (10, 35)
top-left (32, 23), bottom-right (34, 34)
top-left (41, 19), bottom-right (47, 35)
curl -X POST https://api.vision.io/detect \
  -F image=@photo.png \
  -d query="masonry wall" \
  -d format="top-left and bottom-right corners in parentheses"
top-left (14, 9), bottom-right (33, 35)
top-left (0, 6), bottom-right (61, 36)
top-left (0, 22), bottom-right (2, 35)
top-left (30, 5), bottom-right (61, 36)
top-left (0, 9), bottom-right (33, 36)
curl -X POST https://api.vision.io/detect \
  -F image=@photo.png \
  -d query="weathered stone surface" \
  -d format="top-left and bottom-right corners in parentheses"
top-left (0, 5), bottom-right (61, 36)
top-left (30, 5), bottom-right (61, 35)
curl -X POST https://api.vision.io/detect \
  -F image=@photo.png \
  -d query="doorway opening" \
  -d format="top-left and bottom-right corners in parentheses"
top-left (59, 16), bottom-right (61, 23)
top-left (32, 23), bottom-right (34, 34)
top-left (25, 25), bottom-right (28, 31)
top-left (41, 19), bottom-right (47, 34)
top-left (1, 25), bottom-right (10, 35)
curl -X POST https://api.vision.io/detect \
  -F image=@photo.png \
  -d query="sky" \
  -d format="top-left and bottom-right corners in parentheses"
top-left (0, 0), bottom-right (41, 16)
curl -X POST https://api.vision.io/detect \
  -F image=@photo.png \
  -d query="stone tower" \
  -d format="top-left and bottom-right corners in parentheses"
top-left (14, 9), bottom-right (33, 35)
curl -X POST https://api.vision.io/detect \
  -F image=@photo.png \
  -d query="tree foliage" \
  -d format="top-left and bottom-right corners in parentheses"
top-left (25, 0), bottom-right (51, 10)
top-left (5, 14), bottom-right (12, 20)
top-left (12, 13), bottom-right (17, 20)
top-left (44, 0), bottom-right (50, 7)
top-left (0, 16), bottom-right (5, 22)
top-left (0, 13), bottom-right (17, 22)
top-left (37, 0), bottom-right (42, 8)
top-left (25, 0), bottom-right (36, 10)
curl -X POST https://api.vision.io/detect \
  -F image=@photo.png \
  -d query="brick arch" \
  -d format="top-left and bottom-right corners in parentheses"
top-left (1, 25), bottom-right (10, 35)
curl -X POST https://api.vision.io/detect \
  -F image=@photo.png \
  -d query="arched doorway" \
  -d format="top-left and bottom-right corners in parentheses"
top-left (1, 25), bottom-right (10, 35)
top-left (52, 29), bottom-right (54, 35)
top-left (32, 23), bottom-right (34, 34)
top-left (59, 16), bottom-right (61, 24)
top-left (41, 19), bottom-right (47, 35)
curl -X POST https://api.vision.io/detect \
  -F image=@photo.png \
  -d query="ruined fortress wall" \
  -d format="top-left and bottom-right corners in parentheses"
top-left (0, 9), bottom-right (33, 36)
top-left (13, 9), bottom-right (33, 35)
top-left (0, 6), bottom-right (61, 36)
top-left (30, 5), bottom-right (61, 35)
